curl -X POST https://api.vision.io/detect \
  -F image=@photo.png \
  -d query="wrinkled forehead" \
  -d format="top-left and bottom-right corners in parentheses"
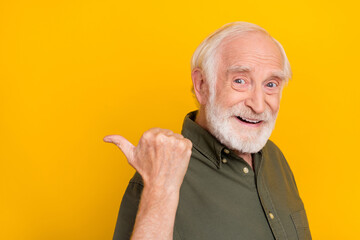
top-left (216, 32), bottom-right (284, 70)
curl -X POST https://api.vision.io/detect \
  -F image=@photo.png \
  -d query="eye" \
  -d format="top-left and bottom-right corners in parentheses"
top-left (266, 82), bottom-right (278, 88)
top-left (234, 78), bottom-right (246, 84)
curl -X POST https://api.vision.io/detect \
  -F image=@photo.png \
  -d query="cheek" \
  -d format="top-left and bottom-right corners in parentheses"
top-left (216, 91), bottom-right (247, 108)
top-left (214, 74), bottom-right (239, 105)
top-left (266, 95), bottom-right (281, 114)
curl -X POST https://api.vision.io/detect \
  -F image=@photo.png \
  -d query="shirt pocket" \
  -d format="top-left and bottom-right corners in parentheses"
top-left (290, 209), bottom-right (312, 240)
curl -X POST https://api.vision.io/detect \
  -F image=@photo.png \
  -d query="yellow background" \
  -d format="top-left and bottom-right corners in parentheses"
top-left (1, 0), bottom-right (359, 239)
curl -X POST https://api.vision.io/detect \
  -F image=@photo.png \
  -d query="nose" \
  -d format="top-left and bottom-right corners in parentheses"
top-left (244, 86), bottom-right (266, 114)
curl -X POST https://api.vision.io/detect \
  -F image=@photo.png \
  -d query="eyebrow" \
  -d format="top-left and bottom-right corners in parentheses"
top-left (227, 65), bottom-right (251, 73)
top-left (270, 71), bottom-right (286, 81)
top-left (227, 65), bottom-right (286, 81)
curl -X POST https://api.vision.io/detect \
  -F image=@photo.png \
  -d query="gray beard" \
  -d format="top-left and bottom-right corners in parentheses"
top-left (205, 98), bottom-right (278, 153)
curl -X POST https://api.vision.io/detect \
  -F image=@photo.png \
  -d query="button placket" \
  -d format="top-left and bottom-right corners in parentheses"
top-left (221, 148), bottom-right (230, 164)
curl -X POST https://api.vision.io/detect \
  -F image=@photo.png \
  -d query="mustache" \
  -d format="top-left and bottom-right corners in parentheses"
top-left (225, 103), bottom-right (275, 121)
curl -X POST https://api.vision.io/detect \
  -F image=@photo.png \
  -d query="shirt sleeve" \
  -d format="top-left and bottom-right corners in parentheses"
top-left (113, 172), bottom-right (144, 240)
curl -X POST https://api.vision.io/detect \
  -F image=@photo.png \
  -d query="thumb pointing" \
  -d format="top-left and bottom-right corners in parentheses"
top-left (103, 135), bottom-right (135, 162)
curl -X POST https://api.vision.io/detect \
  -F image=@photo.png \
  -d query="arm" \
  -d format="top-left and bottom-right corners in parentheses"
top-left (104, 128), bottom-right (192, 240)
top-left (131, 185), bottom-right (179, 239)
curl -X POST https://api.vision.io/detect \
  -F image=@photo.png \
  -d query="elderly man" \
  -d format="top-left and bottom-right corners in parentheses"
top-left (104, 22), bottom-right (311, 240)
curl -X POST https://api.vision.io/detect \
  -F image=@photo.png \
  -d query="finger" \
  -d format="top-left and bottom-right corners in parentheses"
top-left (154, 129), bottom-right (176, 137)
top-left (103, 135), bottom-right (135, 161)
top-left (162, 130), bottom-right (176, 136)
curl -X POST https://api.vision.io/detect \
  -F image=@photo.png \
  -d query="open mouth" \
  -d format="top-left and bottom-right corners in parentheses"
top-left (236, 116), bottom-right (262, 124)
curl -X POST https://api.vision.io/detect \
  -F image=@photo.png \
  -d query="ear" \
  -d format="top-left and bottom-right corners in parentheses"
top-left (191, 68), bottom-right (209, 105)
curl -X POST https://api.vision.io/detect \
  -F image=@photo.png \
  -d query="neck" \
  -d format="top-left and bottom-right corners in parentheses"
top-left (194, 107), bottom-right (208, 131)
top-left (235, 151), bottom-right (253, 169)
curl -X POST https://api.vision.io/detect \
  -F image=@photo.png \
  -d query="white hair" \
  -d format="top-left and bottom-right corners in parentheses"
top-left (191, 22), bottom-right (292, 99)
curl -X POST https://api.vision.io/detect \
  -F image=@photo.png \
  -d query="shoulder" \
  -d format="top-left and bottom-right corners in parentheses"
top-left (262, 139), bottom-right (293, 178)
top-left (263, 139), bottom-right (283, 155)
top-left (262, 139), bottom-right (288, 165)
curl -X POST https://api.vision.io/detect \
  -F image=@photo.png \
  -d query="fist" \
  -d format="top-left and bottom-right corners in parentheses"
top-left (104, 128), bottom-right (192, 191)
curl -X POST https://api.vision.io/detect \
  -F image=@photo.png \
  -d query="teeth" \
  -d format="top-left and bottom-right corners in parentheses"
top-left (245, 118), bottom-right (260, 123)
top-left (238, 116), bottom-right (261, 124)
top-left (246, 119), bottom-right (259, 123)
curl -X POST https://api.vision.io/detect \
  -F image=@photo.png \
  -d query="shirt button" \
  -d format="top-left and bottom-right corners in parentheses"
top-left (222, 158), bottom-right (228, 164)
top-left (243, 167), bottom-right (249, 174)
top-left (223, 149), bottom-right (230, 154)
top-left (269, 213), bottom-right (274, 219)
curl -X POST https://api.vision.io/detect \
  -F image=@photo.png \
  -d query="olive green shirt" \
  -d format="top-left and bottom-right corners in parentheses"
top-left (113, 111), bottom-right (311, 240)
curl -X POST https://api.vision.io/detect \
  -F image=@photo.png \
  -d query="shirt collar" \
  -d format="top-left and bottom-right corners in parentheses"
top-left (181, 110), bottom-right (263, 169)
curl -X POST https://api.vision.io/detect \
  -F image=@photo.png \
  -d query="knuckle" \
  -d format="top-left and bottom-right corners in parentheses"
top-left (162, 129), bottom-right (174, 134)
top-left (177, 140), bottom-right (186, 148)
top-left (176, 139), bottom-right (192, 152)
top-left (155, 133), bottom-right (167, 143)
top-left (142, 130), bottom-right (152, 139)
top-left (143, 128), bottom-right (159, 137)
top-left (184, 139), bottom-right (193, 148)
top-left (169, 138), bottom-right (179, 147)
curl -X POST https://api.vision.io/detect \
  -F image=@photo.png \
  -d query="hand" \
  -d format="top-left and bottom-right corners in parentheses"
top-left (103, 128), bottom-right (192, 192)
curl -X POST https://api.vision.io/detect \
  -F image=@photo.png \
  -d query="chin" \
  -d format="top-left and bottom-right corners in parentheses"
top-left (205, 101), bottom-right (277, 154)
top-left (214, 123), bottom-right (272, 153)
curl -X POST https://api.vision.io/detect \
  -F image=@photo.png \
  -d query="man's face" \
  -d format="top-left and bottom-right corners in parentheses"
top-left (205, 32), bottom-right (286, 153)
